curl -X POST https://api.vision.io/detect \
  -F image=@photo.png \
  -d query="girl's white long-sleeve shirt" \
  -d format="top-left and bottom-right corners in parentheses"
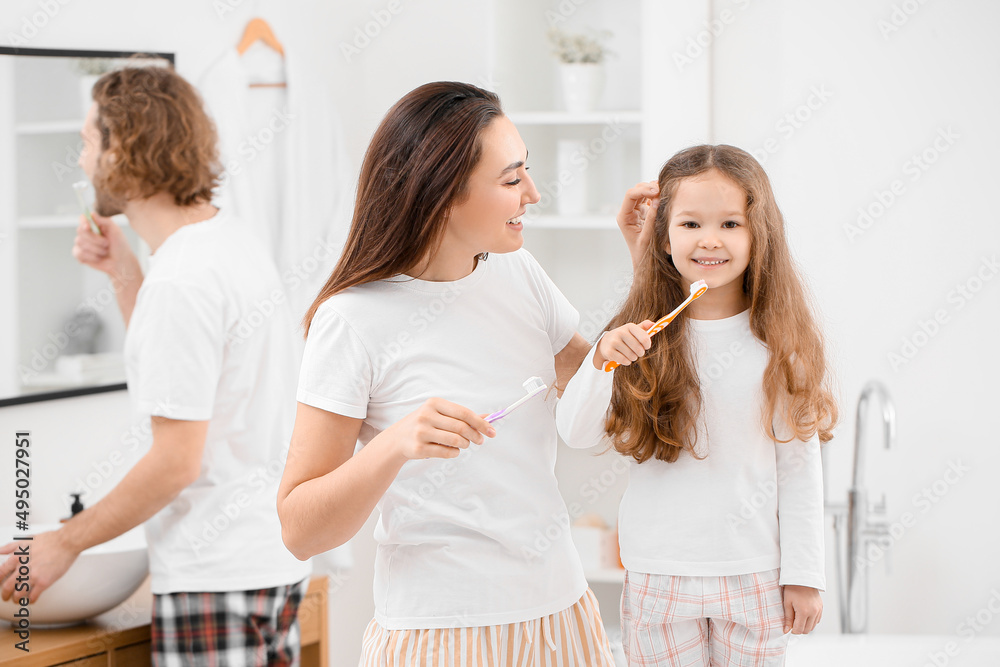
top-left (556, 310), bottom-right (826, 590)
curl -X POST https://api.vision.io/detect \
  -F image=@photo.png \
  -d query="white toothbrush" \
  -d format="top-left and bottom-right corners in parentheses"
top-left (486, 376), bottom-right (547, 423)
top-left (72, 180), bottom-right (101, 236)
top-left (603, 279), bottom-right (709, 372)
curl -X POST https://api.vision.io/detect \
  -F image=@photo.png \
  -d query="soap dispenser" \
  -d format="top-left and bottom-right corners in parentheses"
top-left (60, 493), bottom-right (85, 523)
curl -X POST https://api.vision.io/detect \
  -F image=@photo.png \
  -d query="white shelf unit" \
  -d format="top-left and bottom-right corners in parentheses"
top-left (16, 119), bottom-right (83, 135)
top-left (524, 214), bottom-right (616, 230)
top-left (492, 1), bottom-right (652, 231)
top-left (490, 1), bottom-right (713, 640)
top-left (18, 215), bottom-right (84, 230)
top-left (18, 214), bottom-right (129, 230)
top-left (0, 53), bottom-right (139, 399)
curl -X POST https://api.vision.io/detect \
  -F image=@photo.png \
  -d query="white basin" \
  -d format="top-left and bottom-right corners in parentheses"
top-left (786, 633), bottom-right (1000, 666)
top-left (0, 524), bottom-right (148, 627)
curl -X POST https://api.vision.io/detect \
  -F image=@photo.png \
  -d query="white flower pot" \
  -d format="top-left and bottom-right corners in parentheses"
top-left (558, 63), bottom-right (603, 114)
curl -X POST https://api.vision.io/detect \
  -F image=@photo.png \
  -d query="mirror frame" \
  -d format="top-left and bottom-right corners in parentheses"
top-left (0, 46), bottom-right (174, 408)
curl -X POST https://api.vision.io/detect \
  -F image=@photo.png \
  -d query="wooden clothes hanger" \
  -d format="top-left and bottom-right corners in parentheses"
top-left (237, 17), bottom-right (286, 88)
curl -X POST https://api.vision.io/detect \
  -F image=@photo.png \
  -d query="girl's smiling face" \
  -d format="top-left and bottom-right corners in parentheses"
top-left (665, 169), bottom-right (752, 307)
top-left (443, 115), bottom-right (539, 257)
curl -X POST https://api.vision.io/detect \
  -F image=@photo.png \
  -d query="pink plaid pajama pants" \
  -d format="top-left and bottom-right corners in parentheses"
top-left (620, 569), bottom-right (788, 666)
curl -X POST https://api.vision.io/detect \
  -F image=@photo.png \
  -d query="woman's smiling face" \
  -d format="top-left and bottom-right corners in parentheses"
top-left (443, 115), bottom-right (540, 257)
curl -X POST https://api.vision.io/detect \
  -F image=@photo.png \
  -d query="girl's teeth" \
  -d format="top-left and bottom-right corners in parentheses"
top-left (696, 259), bottom-right (726, 265)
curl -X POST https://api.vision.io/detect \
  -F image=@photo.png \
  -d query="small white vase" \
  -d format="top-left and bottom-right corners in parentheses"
top-left (558, 63), bottom-right (603, 114)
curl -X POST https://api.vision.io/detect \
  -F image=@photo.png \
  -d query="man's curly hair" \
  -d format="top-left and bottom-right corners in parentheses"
top-left (91, 64), bottom-right (220, 206)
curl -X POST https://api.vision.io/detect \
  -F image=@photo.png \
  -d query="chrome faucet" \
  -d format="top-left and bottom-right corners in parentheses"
top-left (831, 381), bottom-right (896, 633)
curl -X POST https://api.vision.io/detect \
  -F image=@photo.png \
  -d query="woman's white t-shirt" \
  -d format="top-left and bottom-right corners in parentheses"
top-left (297, 249), bottom-right (588, 629)
top-left (124, 211), bottom-right (311, 594)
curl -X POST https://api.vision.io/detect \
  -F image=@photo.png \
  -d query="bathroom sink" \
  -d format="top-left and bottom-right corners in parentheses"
top-left (0, 524), bottom-right (148, 627)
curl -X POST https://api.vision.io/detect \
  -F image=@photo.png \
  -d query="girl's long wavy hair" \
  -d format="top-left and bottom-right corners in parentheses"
top-left (303, 81), bottom-right (503, 335)
top-left (606, 145), bottom-right (838, 463)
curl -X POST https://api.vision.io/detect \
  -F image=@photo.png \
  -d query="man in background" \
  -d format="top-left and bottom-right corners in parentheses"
top-left (0, 64), bottom-right (310, 666)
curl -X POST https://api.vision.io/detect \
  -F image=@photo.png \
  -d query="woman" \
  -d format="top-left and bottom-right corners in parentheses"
top-left (277, 81), bottom-right (617, 664)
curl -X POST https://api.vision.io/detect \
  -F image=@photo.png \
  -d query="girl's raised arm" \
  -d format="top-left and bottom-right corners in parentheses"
top-left (617, 181), bottom-right (659, 270)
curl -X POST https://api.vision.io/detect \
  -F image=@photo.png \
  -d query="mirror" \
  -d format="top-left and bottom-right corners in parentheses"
top-left (0, 47), bottom-right (174, 406)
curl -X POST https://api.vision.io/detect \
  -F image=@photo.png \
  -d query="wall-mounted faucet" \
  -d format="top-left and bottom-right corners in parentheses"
top-left (832, 380), bottom-right (896, 633)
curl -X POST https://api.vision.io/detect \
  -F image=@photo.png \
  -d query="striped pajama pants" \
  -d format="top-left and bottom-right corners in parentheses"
top-left (359, 589), bottom-right (616, 666)
top-left (620, 569), bottom-right (789, 666)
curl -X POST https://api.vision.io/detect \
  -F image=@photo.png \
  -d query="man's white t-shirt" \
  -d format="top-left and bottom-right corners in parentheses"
top-left (556, 310), bottom-right (826, 590)
top-left (297, 249), bottom-right (588, 630)
top-left (124, 210), bottom-right (311, 594)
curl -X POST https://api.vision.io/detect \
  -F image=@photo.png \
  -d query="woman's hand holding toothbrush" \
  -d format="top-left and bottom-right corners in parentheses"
top-left (594, 320), bottom-right (655, 370)
top-left (381, 398), bottom-right (496, 463)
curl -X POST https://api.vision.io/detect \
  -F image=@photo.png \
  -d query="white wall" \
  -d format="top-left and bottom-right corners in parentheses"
top-left (713, 0), bottom-right (1000, 637)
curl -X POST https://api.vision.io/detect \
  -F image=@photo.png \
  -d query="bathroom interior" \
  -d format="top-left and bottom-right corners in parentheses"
top-left (0, 0), bottom-right (997, 665)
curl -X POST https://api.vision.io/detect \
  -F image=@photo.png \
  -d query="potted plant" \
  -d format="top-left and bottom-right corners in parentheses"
top-left (547, 27), bottom-right (612, 113)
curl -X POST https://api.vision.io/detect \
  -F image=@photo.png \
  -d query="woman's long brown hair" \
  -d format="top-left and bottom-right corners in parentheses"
top-left (606, 145), bottom-right (838, 463)
top-left (303, 81), bottom-right (503, 335)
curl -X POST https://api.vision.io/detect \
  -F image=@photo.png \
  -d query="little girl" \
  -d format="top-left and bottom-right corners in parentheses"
top-left (556, 144), bottom-right (838, 666)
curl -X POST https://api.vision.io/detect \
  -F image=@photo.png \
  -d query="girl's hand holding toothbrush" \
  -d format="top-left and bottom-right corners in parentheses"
top-left (382, 398), bottom-right (496, 463)
top-left (71, 212), bottom-right (141, 283)
top-left (594, 320), bottom-right (655, 370)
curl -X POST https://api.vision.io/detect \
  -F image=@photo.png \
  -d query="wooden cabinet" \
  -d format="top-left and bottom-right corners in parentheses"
top-left (0, 576), bottom-right (328, 666)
